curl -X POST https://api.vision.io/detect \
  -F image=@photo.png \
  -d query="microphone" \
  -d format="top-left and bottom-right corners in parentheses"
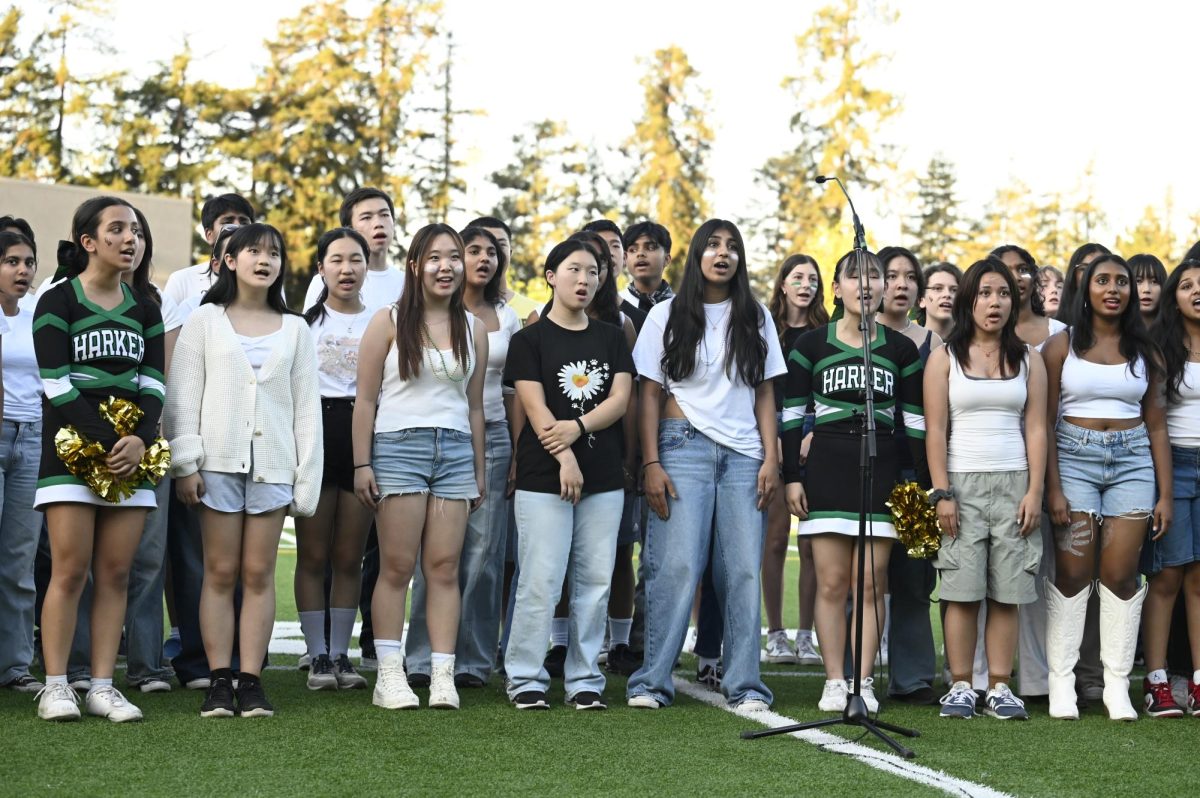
top-left (814, 174), bottom-right (866, 250)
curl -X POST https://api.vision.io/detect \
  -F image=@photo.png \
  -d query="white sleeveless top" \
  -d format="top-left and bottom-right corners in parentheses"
top-left (375, 311), bottom-right (477, 434)
top-left (947, 349), bottom-right (1029, 473)
top-left (1167, 361), bottom-right (1200, 448)
top-left (1059, 347), bottom-right (1147, 420)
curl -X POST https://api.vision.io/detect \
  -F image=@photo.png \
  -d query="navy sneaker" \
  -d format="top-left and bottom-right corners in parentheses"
top-left (939, 681), bottom-right (976, 719)
top-left (983, 684), bottom-right (1028, 720)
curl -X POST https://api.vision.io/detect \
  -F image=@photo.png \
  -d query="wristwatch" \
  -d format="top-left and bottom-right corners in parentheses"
top-left (928, 487), bottom-right (955, 505)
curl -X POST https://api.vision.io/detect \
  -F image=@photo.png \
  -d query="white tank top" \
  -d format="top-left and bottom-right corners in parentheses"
top-left (1059, 347), bottom-right (1147, 420)
top-left (374, 311), bottom-right (476, 434)
top-left (946, 349), bottom-right (1029, 473)
top-left (1167, 361), bottom-right (1200, 448)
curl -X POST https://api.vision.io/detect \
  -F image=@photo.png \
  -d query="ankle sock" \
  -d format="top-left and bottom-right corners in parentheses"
top-left (91, 677), bottom-right (113, 691)
top-left (431, 652), bottom-right (453, 666)
top-left (1193, 669), bottom-right (1200, 685)
top-left (169, 626), bottom-right (180, 638)
top-left (375, 639), bottom-right (403, 662)
top-left (698, 656), bottom-right (719, 672)
top-left (551, 618), bottom-right (569, 647)
top-left (329, 607), bottom-right (358, 659)
top-left (608, 617), bottom-right (632, 647)
top-left (1148, 668), bottom-right (1168, 685)
top-left (46, 674), bottom-right (68, 686)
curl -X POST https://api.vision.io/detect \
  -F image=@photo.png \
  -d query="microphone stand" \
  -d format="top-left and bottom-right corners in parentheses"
top-left (741, 176), bottom-right (919, 759)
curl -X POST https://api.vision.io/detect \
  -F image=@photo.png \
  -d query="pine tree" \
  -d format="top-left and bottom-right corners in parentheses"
top-left (903, 155), bottom-right (962, 266)
top-left (626, 46), bottom-right (712, 283)
top-left (489, 119), bottom-right (584, 287)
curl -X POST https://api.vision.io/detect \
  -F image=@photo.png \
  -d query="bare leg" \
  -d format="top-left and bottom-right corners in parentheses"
top-left (1184, 564), bottom-right (1200, 670)
top-left (1054, 512), bottom-right (1099, 598)
top-left (372, 494), bottom-right (428, 642)
top-left (88, 508), bottom-right (149, 679)
top-left (984, 599), bottom-right (1019, 687)
top-left (850, 538), bottom-right (893, 680)
top-left (329, 490), bottom-right (374, 608)
top-left (811, 534), bottom-right (854, 680)
top-left (41, 505), bottom-right (97, 677)
top-left (944, 600), bottom-right (981, 683)
top-left (1142, 566), bottom-right (1184, 674)
top-left (238, 509), bottom-right (287, 676)
top-left (199, 508), bottom-right (245, 671)
top-left (294, 485), bottom-right (337, 612)
top-left (798, 536), bottom-right (816, 632)
top-left (762, 488), bottom-right (790, 630)
top-left (420, 497), bottom-right (470, 654)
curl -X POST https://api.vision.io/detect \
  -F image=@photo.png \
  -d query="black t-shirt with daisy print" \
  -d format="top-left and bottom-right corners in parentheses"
top-left (504, 315), bottom-right (635, 495)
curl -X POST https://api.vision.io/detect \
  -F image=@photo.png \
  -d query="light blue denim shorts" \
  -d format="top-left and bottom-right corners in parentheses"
top-left (1055, 420), bottom-right (1154, 519)
top-left (199, 470), bottom-right (292, 515)
top-left (372, 427), bottom-right (477, 501)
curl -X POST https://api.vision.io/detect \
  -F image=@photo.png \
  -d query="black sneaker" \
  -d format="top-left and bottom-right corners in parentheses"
top-left (543, 645), bottom-right (567, 679)
top-left (408, 672), bottom-right (431, 688)
top-left (696, 663), bottom-right (723, 691)
top-left (454, 673), bottom-right (486, 688)
top-left (307, 654), bottom-right (337, 691)
top-left (513, 690), bottom-right (549, 710)
top-left (235, 678), bottom-right (274, 718)
top-left (566, 691), bottom-right (607, 710)
top-left (605, 644), bottom-right (642, 676)
top-left (6, 674), bottom-right (44, 693)
top-left (200, 677), bottom-right (237, 718)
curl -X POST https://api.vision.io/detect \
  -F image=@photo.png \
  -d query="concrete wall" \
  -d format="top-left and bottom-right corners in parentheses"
top-left (0, 177), bottom-right (194, 291)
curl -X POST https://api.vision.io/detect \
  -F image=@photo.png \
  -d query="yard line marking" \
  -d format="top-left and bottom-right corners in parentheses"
top-left (674, 677), bottom-right (1014, 798)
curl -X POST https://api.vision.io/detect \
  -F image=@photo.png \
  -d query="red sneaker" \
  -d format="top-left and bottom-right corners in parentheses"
top-left (1188, 679), bottom-right (1200, 718)
top-left (1144, 678), bottom-right (1184, 718)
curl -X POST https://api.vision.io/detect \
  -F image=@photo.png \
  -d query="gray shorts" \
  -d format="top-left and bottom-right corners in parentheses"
top-left (934, 470), bottom-right (1041, 605)
top-left (200, 470), bottom-right (293, 515)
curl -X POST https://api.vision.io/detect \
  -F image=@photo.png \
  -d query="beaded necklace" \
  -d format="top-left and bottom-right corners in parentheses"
top-left (420, 321), bottom-right (469, 382)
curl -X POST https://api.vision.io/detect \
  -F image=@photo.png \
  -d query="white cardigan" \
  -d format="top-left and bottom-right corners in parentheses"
top-left (164, 304), bottom-right (323, 517)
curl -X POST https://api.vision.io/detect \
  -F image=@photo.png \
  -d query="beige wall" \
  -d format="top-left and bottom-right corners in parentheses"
top-left (0, 177), bottom-right (194, 291)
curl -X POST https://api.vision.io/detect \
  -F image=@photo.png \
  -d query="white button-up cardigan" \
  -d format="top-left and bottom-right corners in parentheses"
top-left (164, 304), bottom-right (323, 517)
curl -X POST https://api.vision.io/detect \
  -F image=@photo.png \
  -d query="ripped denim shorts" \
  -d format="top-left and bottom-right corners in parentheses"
top-left (371, 427), bottom-right (478, 501)
top-left (1055, 419), bottom-right (1154, 519)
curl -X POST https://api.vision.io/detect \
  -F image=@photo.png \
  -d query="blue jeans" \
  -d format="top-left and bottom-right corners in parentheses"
top-left (506, 489), bottom-right (623, 699)
top-left (628, 420), bottom-right (772, 707)
top-left (0, 421), bottom-right (42, 685)
top-left (125, 478), bottom-right (173, 685)
top-left (407, 422), bottom-right (512, 679)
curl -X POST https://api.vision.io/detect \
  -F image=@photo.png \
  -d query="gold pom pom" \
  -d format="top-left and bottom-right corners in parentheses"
top-left (886, 481), bottom-right (942, 559)
top-left (53, 396), bottom-right (172, 503)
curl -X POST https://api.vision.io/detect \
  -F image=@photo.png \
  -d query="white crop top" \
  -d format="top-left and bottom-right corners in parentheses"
top-left (1059, 347), bottom-right (1147, 419)
top-left (1167, 362), bottom-right (1200, 448)
top-left (374, 311), bottom-right (476, 434)
top-left (947, 350), bottom-right (1028, 473)
top-left (237, 328), bottom-right (283, 376)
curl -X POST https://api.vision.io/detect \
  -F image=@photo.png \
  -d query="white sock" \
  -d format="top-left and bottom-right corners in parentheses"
top-left (698, 656), bottom-right (719, 672)
top-left (46, 674), bottom-right (67, 686)
top-left (1193, 669), bottom-right (1200, 685)
top-left (608, 617), bottom-right (632, 647)
top-left (431, 652), bottom-right (454, 666)
top-left (169, 626), bottom-right (180, 638)
top-left (1148, 668), bottom-right (1168, 685)
top-left (298, 610), bottom-right (327, 658)
top-left (328, 607), bottom-right (357, 659)
top-left (376, 638), bottom-right (403, 662)
top-left (90, 677), bottom-right (113, 692)
top-left (551, 617), bottom-right (569, 647)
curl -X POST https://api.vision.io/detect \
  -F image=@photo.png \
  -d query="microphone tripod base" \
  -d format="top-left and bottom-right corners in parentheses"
top-left (740, 692), bottom-right (920, 760)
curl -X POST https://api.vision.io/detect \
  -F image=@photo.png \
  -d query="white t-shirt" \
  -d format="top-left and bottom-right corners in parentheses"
top-left (303, 268), bottom-right (405, 315)
top-left (634, 297), bottom-right (786, 460)
top-left (308, 306), bottom-right (373, 399)
top-left (162, 262), bottom-right (218, 306)
top-left (160, 292), bottom-right (183, 333)
top-left (0, 313), bottom-right (8, 335)
top-left (2, 307), bottom-right (39, 422)
top-left (483, 303), bottom-right (522, 423)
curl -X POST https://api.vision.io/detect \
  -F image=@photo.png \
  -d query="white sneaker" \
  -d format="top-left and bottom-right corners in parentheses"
top-left (627, 694), bottom-right (662, 709)
top-left (69, 678), bottom-right (91, 692)
top-left (372, 653), bottom-right (419, 710)
top-left (184, 677), bottom-right (211, 691)
top-left (36, 683), bottom-right (81, 721)
top-left (818, 679), bottom-right (848, 712)
top-left (86, 685), bottom-right (143, 722)
top-left (877, 637), bottom-right (890, 667)
top-left (738, 698), bottom-right (771, 713)
top-left (359, 656), bottom-right (378, 672)
top-left (859, 676), bottom-right (880, 713)
top-left (794, 632), bottom-right (822, 666)
top-left (428, 657), bottom-right (460, 710)
top-left (764, 630), bottom-right (799, 665)
top-left (683, 627), bottom-right (698, 654)
top-left (138, 679), bottom-right (172, 693)
top-left (298, 653), bottom-right (311, 672)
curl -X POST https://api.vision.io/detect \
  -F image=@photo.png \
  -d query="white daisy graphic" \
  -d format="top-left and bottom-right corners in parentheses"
top-left (558, 360), bottom-right (607, 402)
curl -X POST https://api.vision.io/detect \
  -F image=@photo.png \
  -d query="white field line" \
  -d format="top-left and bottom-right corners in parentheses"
top-left (674, 677), bottom-right (1014, 798)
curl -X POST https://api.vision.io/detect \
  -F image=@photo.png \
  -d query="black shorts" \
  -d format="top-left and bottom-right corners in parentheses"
top-left (321, 398), bottom-right (356, 492)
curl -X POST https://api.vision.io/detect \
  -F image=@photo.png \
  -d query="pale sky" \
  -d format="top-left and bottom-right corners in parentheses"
top-left (16, 0), bottom-right (1200, 257)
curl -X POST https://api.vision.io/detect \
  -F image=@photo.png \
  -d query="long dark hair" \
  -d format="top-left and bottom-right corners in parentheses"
top-left (1130, 253), bottom-right (1169, 321)
top-left (768, 254), bottom-right (828, 339)
top-left (662, 220), bottom-right (766, 385)
top-left (1151, 259), bottom-right (1200, 402)
top-left (56, 196), bottom-right (136, 280)
top-left (202, 223), bottom-right (297, 316)
top-left (945, 258), bottom-right (1025, 377)
top-left (990, 244), bottom-right (1044, 316)
top-left (1070, 253), bottom-right (1161, 382)
top-left (569, 230), bottom-right (621, 327)
top-left (1056, 242), bottom-right (1110, 326)
top-left (395, 223), bottom-right (469, 381)
top-left (129, 207), bottom-right (161, 306)
top-left (460, 225), bottom-right (506, 306)
top-left (831, 249), bottom-right (884, 321)
top-left (304, 227), bottom-right (370, 325)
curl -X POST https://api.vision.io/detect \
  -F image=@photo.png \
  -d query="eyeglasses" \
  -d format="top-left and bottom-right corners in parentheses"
top-left (925, 285), bottom-right (957, 294)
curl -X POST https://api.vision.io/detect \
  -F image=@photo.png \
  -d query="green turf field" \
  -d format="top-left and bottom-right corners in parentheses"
top-left (3, 538), bottom-right (1194, 797)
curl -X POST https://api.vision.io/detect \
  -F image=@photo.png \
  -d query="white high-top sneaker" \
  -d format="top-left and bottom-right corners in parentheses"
top-left (372, 653), bottom-right (419, 710)
top-left (428, 656), bottom-right (460, 710)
